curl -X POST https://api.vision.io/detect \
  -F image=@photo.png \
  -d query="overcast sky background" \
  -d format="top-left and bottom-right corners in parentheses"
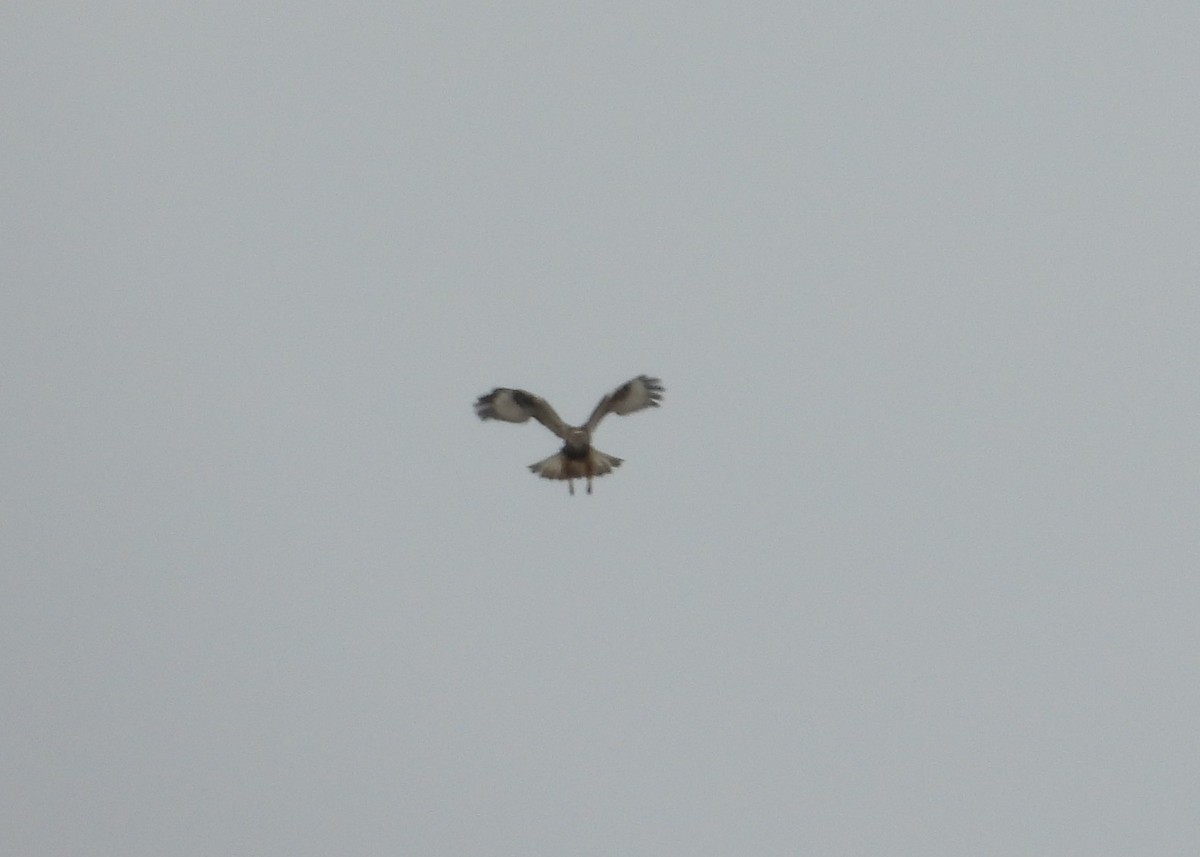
top-left (4, 3), bottom-right (1198, 855)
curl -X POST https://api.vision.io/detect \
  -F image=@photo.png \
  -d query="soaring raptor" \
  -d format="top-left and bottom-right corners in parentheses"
top-left (474, 375), bottom-right (664, 495)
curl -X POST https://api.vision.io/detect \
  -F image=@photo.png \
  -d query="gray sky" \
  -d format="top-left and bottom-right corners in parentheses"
top-left (4, 2), bottom-right (1198, 854)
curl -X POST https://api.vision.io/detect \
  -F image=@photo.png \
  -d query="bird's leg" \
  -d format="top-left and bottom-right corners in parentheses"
top-left (587, 476), bottom-right (593, 494)
top-left (568, 479), bottom-right (574, 496)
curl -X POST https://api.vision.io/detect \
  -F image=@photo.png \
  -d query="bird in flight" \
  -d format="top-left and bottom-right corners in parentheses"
top-left (474, 375), bottom-right (664, 495)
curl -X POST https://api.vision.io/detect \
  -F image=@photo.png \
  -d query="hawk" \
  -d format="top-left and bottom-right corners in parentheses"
top-left (474, 375), bottom-right (664, 495)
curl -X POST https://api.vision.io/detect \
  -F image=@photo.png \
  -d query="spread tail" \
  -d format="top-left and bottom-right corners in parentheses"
top-left (528, 448), bottom-right (623, 494)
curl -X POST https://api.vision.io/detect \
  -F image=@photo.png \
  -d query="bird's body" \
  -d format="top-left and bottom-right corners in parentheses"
top-left (474, 375), bottom-right (664, 495)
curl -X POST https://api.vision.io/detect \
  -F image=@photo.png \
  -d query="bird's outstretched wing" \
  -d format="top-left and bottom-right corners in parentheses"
top-left (474, 388), bottom-right (572, 440)
top-left (585, 375), bottom-right (664, 433)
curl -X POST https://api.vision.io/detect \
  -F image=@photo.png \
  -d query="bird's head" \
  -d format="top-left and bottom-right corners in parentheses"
top-left (563, 427), bottom-right (590, 453)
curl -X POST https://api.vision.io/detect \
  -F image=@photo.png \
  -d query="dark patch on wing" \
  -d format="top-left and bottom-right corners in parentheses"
top-left (611, 380), bottom-right (634, 404)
